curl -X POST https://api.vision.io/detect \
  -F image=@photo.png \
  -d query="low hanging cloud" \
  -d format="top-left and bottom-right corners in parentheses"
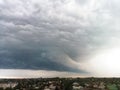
top-left (0, 0), bottom-right (120, 75)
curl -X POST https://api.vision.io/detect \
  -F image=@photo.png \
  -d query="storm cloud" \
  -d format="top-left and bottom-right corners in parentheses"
top-left (0, 0), bottom-right (120, 75)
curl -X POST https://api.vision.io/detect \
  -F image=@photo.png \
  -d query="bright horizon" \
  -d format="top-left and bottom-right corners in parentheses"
top-left (0, 69), bottom-right (90, 78)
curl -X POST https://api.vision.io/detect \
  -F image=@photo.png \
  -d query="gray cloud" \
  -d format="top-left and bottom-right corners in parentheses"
top-left (0, 0), bottom-right (120, 74)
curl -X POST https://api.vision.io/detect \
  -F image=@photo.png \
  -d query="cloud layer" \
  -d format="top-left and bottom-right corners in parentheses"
top-left (0, 0), bottom-right (120, 75)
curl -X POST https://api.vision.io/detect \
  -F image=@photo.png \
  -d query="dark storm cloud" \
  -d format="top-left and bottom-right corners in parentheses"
top-left (0, 0), bottom-right (120, 74)
top-left (0, 47), bottom-right (85, 73)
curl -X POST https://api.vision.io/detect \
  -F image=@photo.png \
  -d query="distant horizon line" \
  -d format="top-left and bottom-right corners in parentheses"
top-left (0, 69), bottom-right (120, 78)
top-left (0, 77), bottom-right (120, 79)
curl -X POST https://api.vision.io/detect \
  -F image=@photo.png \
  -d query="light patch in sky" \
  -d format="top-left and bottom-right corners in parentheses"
top-left (82, 48), bottom-right (120, 77)
top-left (0, 69), bottom-right (89, 78)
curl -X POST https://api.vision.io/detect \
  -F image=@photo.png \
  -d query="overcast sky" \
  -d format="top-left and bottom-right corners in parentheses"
top-left (0, 0), bottom-right (120, 78)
